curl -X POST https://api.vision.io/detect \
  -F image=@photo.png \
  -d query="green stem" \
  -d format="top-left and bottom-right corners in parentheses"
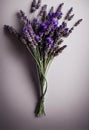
top-left (23, 43), bottom-right (48, 117)
top-left (35, 95), bottom-right (45, 117)
top-left (35, 69), bottom-right (46, 117)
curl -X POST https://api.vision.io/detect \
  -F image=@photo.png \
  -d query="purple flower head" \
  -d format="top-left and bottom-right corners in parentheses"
top-left (22, 24), bottom-right (37, 46)
top-left (56, 3), bottom-right (64, 13)
top-left (63, 27), bottom-right (69, 37)
top-left (36, 35), bottom-right (40, 40)
top-left (45, 37), bottom-right (53, 44)
top-left (48, 12), bottom-right (55, 19)
top-left (23, 24), bottom-right (31, 31)
top-left (62, 22), bottom-right (67, 28)
top-left (39, 23), bottom-right (48, 35)
top-left (32, 18), bottom-right (37, 23)
top-left (64, 28), bottom-right (69, 32)
top-left (35, 35), bottom-right (41, 42)
top-left (39, 31), bottom-right (44, 37)
top-left (22, 26), bottom-right (27, 33)
top-left (47, 7), bottom-right (55, 19)
top-left (18, 10), bottom-right (30, 25)
top-left (54, 11), bottom-right (62, 18)
top-left (45, 21), bottom-right (50, 26)
top-left (52, 18), bottom-right (59, 26)
top-left (22, 27), bottom-right (32, 41)
top-left (50, 43), bottom-right (54, 49)
top-left (32, 18), bottom-right (41, 27)
top-left (40, 23), bottom-right (47, 30)
top-left (22, 24), bottom-right (34, 37)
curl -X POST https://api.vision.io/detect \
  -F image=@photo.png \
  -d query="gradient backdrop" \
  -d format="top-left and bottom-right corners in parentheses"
top-left (0, 0), bottom-right (89, 130)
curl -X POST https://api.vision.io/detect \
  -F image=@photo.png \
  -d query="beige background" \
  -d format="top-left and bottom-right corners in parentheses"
top-left (0, 0), bottom-right (89, 130)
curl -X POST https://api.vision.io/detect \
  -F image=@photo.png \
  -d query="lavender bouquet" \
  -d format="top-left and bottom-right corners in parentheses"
top-left (4, 0), bottom-right (82, 117)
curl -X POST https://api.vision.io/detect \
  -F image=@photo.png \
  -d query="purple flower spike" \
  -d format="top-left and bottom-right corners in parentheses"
top-left (52, 18), bottom-right (59, 26)
top-left (56, 3), bottom-right (64, 13)
top-left (18, 10), bottom-right (30, 25)
top-left (56, 12), bottom-right (63, 19)
top-left (33, 18), bottom-right (40, 24)
top-left (40, 23), bottom-right (47, 30)
top-left (64, 28), bottom-right (69, 31)
top-left (35, 35), bottom-right (41, 42)
top-left (63, 28), bottom-right (69, 36)
top-left (36, 35), bottom-right (40, 40)
top-left (4, 0), bottom-right (82, 117)
top-left (45, 37), bottom-right (53, 44)
top-left (39, 31), bottom-right (44, 37)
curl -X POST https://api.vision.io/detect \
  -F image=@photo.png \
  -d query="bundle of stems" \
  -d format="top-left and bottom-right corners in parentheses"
top-left (4, 0), bottom-right (82, 117)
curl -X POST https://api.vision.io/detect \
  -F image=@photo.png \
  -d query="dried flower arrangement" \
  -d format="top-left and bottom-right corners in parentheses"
top-left (4, 0), bottom-right (82, 117)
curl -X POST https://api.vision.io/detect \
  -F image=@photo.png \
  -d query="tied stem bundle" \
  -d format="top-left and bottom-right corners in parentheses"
top-left (4, 0), bottom-right (82, 117)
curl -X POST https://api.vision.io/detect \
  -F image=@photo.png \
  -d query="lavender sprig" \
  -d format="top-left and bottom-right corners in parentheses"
top-left (4, 0), bottom-right (83, 117)
top-left (31, 0), bottom-right (42, 12)
top-left (30, 0), bottom-right (36, 12)
top-left (74, 19), bottom-right (83, 26)
top-left (38, 4), bottom-right (47, 16)
top-left (17, 10), bottom-right (30, 25)
top-left (4, 25), bottom-right (19, 37)
top-left (65, 7), bottom-right (73, 20)
top-left (37, 0), bottom-right (42, 9)
top-left (56, 3), bottom-right (64, 13)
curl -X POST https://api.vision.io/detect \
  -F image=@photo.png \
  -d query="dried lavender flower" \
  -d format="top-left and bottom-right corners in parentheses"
top-left (36, 0), bottom-right (42, 9)
top-left (4, 25), bottom-right (20, 38)
top-left (74, 19), bottom-right (83, 26)
top-left (54, 45), bottom-right (67, 56)
top-left (65, 7), bottom-right (73, 20)
top-left (41, 11), bottom-right (47, 22)
top-left (17, 10), bottom-right (30, 25)
top-left (39, 4), bottom-right (47, 16)
top-left (30, 0), bottom-right (36, 12)
top-left (4, 0), bottom-right (83, 117)
top-left (56, 3), bottom-right (64, 13)
top-left (68, 14), bottom-right (74, 21)
top-left (68, 27), bottom-right (74, 34)
top-left (66, 19), bottom-right (83, 37)
top-left (57, 39), bottom-right (64, 45)
top-left (49, 6), bottom-right (54, 13)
